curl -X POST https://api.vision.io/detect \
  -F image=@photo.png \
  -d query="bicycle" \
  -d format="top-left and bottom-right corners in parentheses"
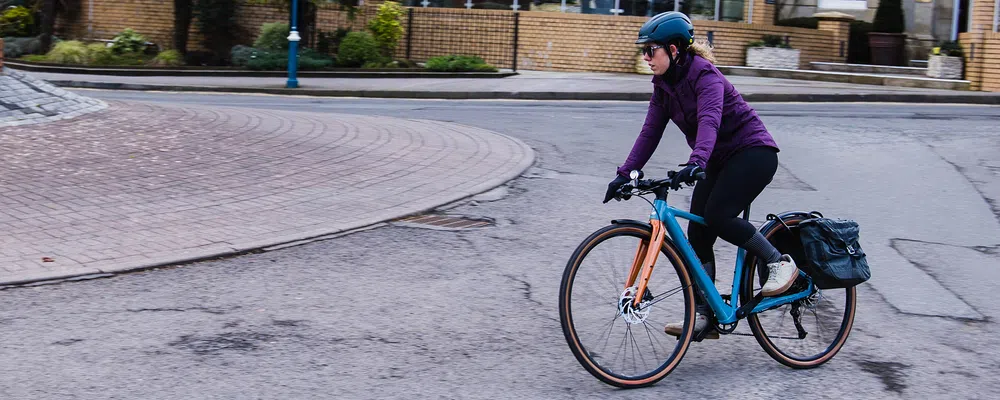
top-left (559, 168), bottom-right (857, 388)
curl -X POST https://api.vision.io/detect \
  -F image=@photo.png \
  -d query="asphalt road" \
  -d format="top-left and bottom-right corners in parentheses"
top-left (2, 91), bottom-right (999, 399)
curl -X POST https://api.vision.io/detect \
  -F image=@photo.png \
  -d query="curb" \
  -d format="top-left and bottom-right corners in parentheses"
top-left (717, 65), bottom-right (971, 91)
top-left (4, 61), bottom-right (518, 79)
top-left (0, 126), bottom-right (536, 288)
top-left (48, 80), bottom-right (1000, 104)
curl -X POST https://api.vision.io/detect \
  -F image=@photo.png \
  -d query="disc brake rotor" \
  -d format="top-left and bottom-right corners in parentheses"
top-left (619, 286), bottom-right (651, 324)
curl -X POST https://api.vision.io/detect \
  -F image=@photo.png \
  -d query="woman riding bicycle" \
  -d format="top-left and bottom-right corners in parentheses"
top-left (603, 11), bottom-right (799, 338)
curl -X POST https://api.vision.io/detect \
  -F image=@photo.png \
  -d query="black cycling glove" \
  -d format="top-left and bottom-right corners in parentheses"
top-left (670, 164), bottom-right (704, 190)
top-left (603, 175), bottom-right (631, 203)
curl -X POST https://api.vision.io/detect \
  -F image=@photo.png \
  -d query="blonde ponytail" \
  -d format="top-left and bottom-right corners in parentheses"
top-left (687, 38), bottom-right (717, 64)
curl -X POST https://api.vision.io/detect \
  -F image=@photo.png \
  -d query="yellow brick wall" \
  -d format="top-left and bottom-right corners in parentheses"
top-left (238, 3), bottom-right (288, 44)
top-left (692, 21), bottom-right (837, 69)
top-left (316, 5), bottom-right (517, 67)
top-left (516, 11), bottom-right (646, 72)
top-left (980, 32), bottom-right (1000, 92)
top-left (743, 0), bottom-right (775, 25)
top-left (405, 8), bottom-right (516, 68)
top-left (817, 18), bottom-right (851, 63)
top-left (960, 32), bottom-right (984, 91)
top-left (55, 0), bottom-right (179, 49)
top-left (53, 0), bottom-right (287, 52)
top-left (315, 8), bottom-right (839, 72)
top-left (969, 0), bottom-right (996, 33)
top-left (49, 2), bottom-right (844, 74)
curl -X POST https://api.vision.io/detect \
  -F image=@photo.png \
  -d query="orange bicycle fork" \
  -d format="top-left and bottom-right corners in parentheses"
top-left (626, 220), bottom-right (666, 308)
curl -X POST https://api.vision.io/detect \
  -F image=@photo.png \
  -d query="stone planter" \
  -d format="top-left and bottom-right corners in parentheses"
top-left (926, 55), bottom-right (963, 79)
top-left (746, 47), bottom-right (800, 70)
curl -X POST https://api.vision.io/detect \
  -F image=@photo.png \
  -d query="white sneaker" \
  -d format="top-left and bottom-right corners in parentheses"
top-left (664, 314), bottom-right (718, 339)
top-left (760, 255), bottom-right (800, 297)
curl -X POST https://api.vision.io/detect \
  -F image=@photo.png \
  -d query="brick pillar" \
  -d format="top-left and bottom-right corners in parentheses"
top-left (968, 0), bottom-right (996, 33)
top-left (814, 12), bottom-right (855, 64)
top-left (960, 32), bottom-right (984, 91)
top-left (744, 0), bottom-right (775, 25)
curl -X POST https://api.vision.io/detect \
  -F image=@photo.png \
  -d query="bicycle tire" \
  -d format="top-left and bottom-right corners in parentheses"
top-left (740, 212), bottom-right (857, 369)
top-left (559, 222), bottom-right (696, 388)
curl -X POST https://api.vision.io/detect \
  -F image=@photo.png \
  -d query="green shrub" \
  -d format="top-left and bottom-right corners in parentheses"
top-left (111, 52), bottom-right (152, 66)
top-left (195, 0), bottom-right (239, 64)
top-left (150, 50), bottom-right (184, 66)
top-left (111, 28), bottom-right (147, 54)
top-left (337, 32), bottom-right (381, 67)
top-left (86, 43), bottom-right (116, 65)
top-left (245, 49), bottom-right (334, 71)
top-left (20, 54), bottom-right (49, 63)
top-left (247, 53), bottom-right (286, 70)
top-left (360, 59), bottom-right (420, 69)
top-left (254, 22), bottom-right (289, 51)
top-left (425, 55), bottom-right (498, 72)
top-left (775, 17), bottom-right (818, 30)
top-left (317, 28), bottom-right (351, 55)
top-left (847, 20), bottom-right (874, 64)
top-left (3, 35), bottom-right (44, 58)
top-left (872, 0), bottom-right (905, 34)
top-left (46, 40), bottom-right (89, 64)
top-left (748, 35), bottom-right (790, 49)
top-left (395, 58), bottom-right (419, 68)
top-left (299, 56), bottom-right (333, 70)
top-left (367, 1), bottom-right (404, 56)
top-left (230, 45), bottom-right (273, 67)
top-left (1, 6), bottom-right (34, 37)
top-left (934, 41), bottom-right (963, 57)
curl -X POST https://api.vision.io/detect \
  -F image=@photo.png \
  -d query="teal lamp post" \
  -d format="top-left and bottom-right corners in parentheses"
top-left (286, 0), bottom-right (300, 88)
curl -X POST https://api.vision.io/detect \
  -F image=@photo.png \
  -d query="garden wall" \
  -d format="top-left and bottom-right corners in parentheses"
top-left (960, 31), bottom-right (1000, 93)
top-left (50, 1), bottom-right (847, 72)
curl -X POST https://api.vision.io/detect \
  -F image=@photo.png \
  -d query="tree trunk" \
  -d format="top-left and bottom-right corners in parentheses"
top-left (39, 0), bottom-right (58, 52)
top-left (174, 0), bottom-right (194, 53)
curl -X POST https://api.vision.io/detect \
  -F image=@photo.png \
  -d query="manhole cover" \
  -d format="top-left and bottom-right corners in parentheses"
top-left (395, 214), bottom-right (493, 230)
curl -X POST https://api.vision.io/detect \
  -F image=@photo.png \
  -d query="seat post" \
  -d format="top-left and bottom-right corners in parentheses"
top-left (742, 205), bottom-right (751, 221)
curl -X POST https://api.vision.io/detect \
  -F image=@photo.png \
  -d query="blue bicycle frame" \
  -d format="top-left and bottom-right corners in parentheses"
top-left (648, 198), bottom-right (812, 325)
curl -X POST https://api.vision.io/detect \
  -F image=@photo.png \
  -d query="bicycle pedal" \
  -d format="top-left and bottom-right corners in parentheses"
top-left (692, 329), bottom-right (720, 342)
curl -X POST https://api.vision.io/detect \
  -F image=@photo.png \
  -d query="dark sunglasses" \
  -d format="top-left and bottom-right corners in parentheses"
top-left (642, 44), bottom-right (664, 57)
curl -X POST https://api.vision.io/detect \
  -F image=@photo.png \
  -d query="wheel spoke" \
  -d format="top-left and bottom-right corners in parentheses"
top-left (561, 226), bottom-right (693, 386)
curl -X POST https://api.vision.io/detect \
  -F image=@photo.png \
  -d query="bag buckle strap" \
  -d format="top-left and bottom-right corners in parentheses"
top-left (847, 245), bottom-right (856, 255)
top-left (767, 213), bottom-right (791, 232)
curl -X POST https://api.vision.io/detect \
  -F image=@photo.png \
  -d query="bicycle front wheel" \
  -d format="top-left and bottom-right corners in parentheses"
top-left (559, 222), bottom-right (696, 388)
top-left (741, 213), bottom-right (857, 369)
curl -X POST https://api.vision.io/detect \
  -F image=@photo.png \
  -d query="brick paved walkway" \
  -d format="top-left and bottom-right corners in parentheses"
top-left (0, 67), bottom-right (107, 127)
top-left (0, 101), bottom-right (534, 285)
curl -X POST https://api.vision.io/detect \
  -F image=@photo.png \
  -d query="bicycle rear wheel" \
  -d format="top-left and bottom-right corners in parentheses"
top-left (741, 213), bottom-right (857, 368)
top-left (559, 222), bottom-right (696, 388)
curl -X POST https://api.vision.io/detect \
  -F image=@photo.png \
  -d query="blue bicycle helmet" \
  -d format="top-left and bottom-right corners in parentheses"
top-left (635, 11), bottom-right (695, 47)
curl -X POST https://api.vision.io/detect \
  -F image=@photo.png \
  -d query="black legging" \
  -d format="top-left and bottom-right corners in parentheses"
top-left (688, 146), bottom-right (779, 282)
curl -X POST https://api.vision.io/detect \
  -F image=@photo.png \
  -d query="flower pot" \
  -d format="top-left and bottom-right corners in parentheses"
top-left (926, 55), bottom-right (963, 79)
top-left (867, 32), bottom-right (907, 66)
top-left (745, 47), bottom-right (801, 69)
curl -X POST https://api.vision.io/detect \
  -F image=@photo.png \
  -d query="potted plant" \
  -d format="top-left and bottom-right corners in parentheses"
top-left (926, 41), bottom-right (963, 79)
top-left (868, 0), bottom-right (906, 66)
top-left (745, 35), bottom-right (800, 69)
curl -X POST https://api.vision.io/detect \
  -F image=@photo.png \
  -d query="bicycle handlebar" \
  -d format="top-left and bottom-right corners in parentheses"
top-left (615, 169), bottom-right (706, 201)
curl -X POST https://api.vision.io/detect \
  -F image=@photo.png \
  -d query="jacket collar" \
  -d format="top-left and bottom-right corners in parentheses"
top-left (653, 52), bottom-right (695, 88)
